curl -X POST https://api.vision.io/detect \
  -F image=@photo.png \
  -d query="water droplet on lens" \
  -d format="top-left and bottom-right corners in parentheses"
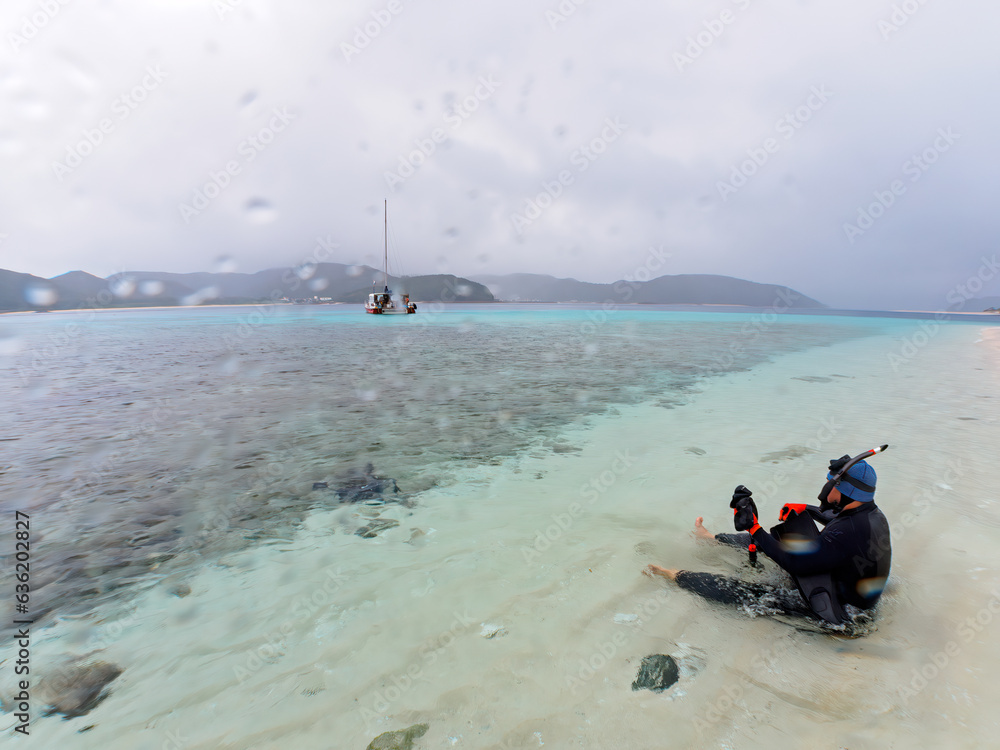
top-left (347, 265), bottom-right (363, 277)
top-left (295, 263), bottom-right (316, 280)
top-left (0, 332), bottom-right (23, 355)
top-left (244, 198), bottom-right (277, 224)
top-left (215, 254), bottom-right (237, 273)
top-left (444, 227), bottom-right (459, 238)
top-left (110, 277), bottom-right (135, 298)
top-left (216, 355), bottom-right (239, 375)
top-left (24, 285), bottom-right (57, 306)
top-left (181, 286), bottom-right (219, 305)
top-left (239, 90), bottom-right (257, 109)
top-left (139, 280), bottom-right (164, 296)
top-left (358, 389), bottom-right (377, 402)
top-left (309, 277), bottom-right (328, 291)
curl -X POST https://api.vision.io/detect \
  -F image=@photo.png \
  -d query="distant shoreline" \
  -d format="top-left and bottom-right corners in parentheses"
top-left (1, 301), bottom-right (998, 321)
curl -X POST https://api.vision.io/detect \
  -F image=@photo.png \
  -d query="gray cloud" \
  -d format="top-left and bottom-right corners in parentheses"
top-left (1, 0), bottom-right (998, 309)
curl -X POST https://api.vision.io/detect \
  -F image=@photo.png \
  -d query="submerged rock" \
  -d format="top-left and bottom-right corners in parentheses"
top-left (631, 654), bottom-right (679, 693)
top-left (366, 722), bottom-right (429, 750)
top-left (38, 660), bottom-right (124, 718)
top-left (316, 463), bottom-right (403, 504)
top-left (356, 518), bottom-right (400, 538)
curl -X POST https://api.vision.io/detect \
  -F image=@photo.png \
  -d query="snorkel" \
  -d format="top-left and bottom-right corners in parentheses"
top-left (817, 444), bottom-right (889, 510)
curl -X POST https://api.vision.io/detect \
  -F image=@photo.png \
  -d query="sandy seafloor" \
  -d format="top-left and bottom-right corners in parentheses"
top-left (1, 307), bottom-right (999, 749)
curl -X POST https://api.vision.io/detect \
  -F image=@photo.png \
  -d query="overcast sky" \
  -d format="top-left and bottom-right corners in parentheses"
top-left (1, 0), bottom-right (998, 309)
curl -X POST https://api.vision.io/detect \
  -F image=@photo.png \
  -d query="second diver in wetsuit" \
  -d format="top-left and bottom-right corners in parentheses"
top-left (645, 450), bottom-right (892, 625)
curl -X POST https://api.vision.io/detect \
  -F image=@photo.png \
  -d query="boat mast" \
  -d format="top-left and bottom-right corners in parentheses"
top-left (383, 199), bottom-right (388, 293)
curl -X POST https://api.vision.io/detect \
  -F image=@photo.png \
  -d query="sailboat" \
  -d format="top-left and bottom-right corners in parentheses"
top-left (364, 200), bottom-right (417, 315)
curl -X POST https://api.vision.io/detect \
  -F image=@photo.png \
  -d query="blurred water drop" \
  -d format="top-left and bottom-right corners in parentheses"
top-left (444, 227), bottom-right (459, 238)
top-left (139, 280), bottom-right (165, 296)
top-left (215, 254), bottom-right (237, 273)
top-left (309, 277), bottom-right (329, 291)
top-left (244, 198), bottom-right (277, 224)
top-left (347, 265), bottom-right (363, 277)
top-left (239, 90), bottom-right (258, 109)
top-left (358, 140), bottom-right (369, 151)
top-left (0, 332), bottom-right (23, 355)
top-left (455, 284), bottom-right (472, 296)
top-left (295, 263), bottom-right (316, 280)
top-left (467, 189), bottom-right (479, 200)
top-left (413, 99), bottom-right (424, 111)
top-left (437, 417), bottom-right (451, 430)
top-left (15, 92), bottom-right (49, 121)
top-left (181, 286), bottom-right (219, 305)
top-left (110, 277), bottom-right (135, 298)
top-left (583, 343), bottom-right (599, 356)
top-left (216, 355), bottom-right (239, 375)
top-left (0, 131), bottom-right (23, 156)
top-left (357, 389), bottom-right (378, 402)
top-left (554, 125), bottom-right (567, 138)
top-left (476, 253), bottom-right (490, 263)
top-left (25, 285), bottom-right (57, 306)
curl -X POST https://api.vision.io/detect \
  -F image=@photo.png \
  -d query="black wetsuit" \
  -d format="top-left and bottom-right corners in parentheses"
top-left (677, 503), bottom-right (892, 620)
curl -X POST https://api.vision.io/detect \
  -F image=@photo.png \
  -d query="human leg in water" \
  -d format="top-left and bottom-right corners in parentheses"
top-left (644, 519), bottom-right (814, 619)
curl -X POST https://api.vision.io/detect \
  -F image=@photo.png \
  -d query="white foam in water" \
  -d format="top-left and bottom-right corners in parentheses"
top-left (0, 308), bottom-right (999, 748)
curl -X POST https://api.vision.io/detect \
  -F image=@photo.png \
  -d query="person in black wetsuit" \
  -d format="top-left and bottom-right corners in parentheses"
top-left (644, 455), bottom-right (892, 624)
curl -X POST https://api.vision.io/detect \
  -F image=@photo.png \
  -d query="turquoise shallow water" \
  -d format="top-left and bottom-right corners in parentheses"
top-left (0, 304), bottom-right (998, 748)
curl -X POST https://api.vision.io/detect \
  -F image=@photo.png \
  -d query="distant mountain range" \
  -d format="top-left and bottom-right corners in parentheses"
top-left (0, 264), bottom-right (832, 312)
top-left (473, 273), bottom-right (825, 308)
top-left (0, 264), bottom-right (493, 312)
top-left (947, 295), bottom-right (1000, 313)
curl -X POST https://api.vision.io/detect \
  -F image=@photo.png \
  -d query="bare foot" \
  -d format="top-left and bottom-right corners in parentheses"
top-left (693, 516), bottom-right (714, 541)
top-left (643, 564), bottom-right (678, 581)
